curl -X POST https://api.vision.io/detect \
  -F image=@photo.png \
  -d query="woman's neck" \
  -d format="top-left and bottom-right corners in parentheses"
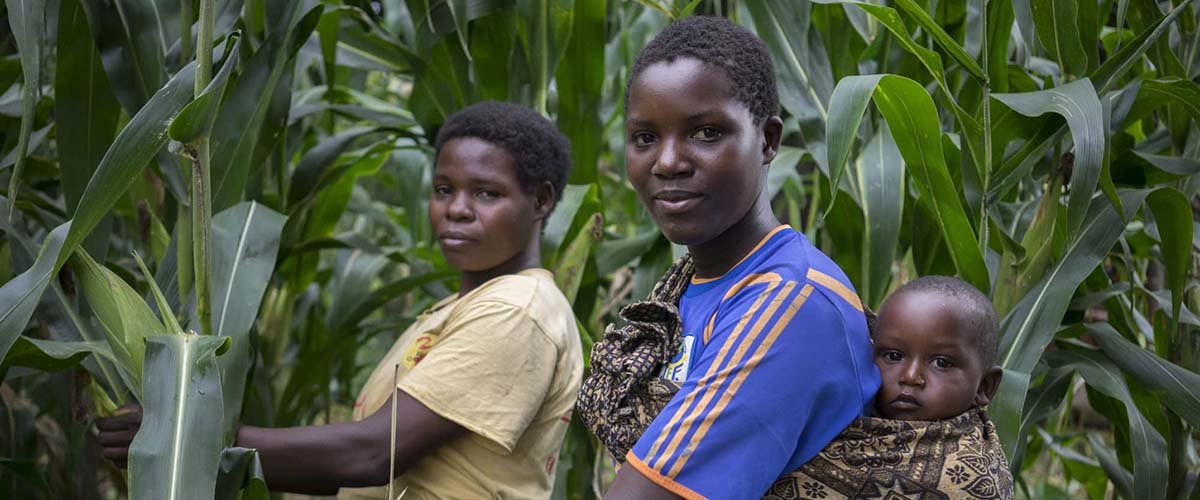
top-left (457, 235), bottom-right (542, 296)
top-left (688, 194), bottom-right (781, 280)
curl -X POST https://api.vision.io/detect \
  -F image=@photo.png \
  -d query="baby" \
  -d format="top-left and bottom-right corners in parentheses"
top-left (766, 276), bottom-right (1014, 499)
top-left (872, 275), bottom-right (1003, 420)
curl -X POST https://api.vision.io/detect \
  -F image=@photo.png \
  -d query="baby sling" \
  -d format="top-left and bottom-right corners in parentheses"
top-left (576, 256), bottom-right (1013, 499)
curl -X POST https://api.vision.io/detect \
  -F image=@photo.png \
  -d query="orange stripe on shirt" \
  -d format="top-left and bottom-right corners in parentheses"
top-left (625, 451), bottom-right (707, 500)
top-left (691, 225), bottom-right (790, 284)
top-left (652, 281), bottom-right (796, 471)
top-left (667, 284), bottom-right (814, 477)
top-left (644, 281), bottom-right (780, 466)
top-left (703, 272), bottom-right (782, 344)
top-left (806, 268), bottom-right (863, 312)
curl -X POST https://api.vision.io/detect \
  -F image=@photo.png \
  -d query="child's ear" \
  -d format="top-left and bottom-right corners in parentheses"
top-left (974, 366), bottom-right (1003, 406)
top-left (761, 116), bottom-right (784, 165)
top-left (533, 181), bottom-right (555, 220)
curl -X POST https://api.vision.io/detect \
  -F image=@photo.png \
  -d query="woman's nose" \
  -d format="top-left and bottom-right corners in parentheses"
top-left (447, 193), bottom-right (473, 221)
top-left (650, 137), bottom-right (693, 179)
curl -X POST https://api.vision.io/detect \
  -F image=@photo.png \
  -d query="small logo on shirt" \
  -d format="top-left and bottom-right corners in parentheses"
top-left (662, 335), bottom-right (694, 384)
top-left (402, 333), bottom-right (439, 368)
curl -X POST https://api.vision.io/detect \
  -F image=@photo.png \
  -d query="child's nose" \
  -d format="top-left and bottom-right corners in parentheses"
top-left (898, 361), bottom-right (925, 386)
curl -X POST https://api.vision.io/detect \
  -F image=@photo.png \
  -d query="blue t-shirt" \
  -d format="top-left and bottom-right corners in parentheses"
top-left (626, 226), bottom-right (880, 500)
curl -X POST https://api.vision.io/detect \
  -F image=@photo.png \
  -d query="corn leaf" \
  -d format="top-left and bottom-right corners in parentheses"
top-left (58, 63), bottom-right (198, 272)
top-left (826, 74), bottom-right (989, 292)
top-left (210, 4), bottom-right (322, 211)
top-left (215, 447), bottom-right (268, 500)
top-left (167, 34), bottom-right (243, 145)
top-left (1046, 348), bottom-right (1167, 500)
top-left (210, 202), bottom-right (286, 442)
top-left (0, 221), bottom-right (71, 369)
top-left (1031, 0), bottom-right (1088, 76)
top-left (0, 337), bottom-right (115, 375)
top-left (128, 333), bottom-right (229, 500)
top-left (1088, 323), bottom-right (1200, 429)
top-left (1145, 188), bottom-right (1194, 345)
top-left (78, 0), bottom-right (173, 113)
top-left (71, 250), bottom-right (168, 396)
top-left (854, 124), bottom-right (904, 308)
top-left (745, 0), bottom-right (832, 174)
top-left (56, 0), bottom-right (121, 258)
top-left (4, 0), bottom-right (46, 214)
top-left (556, 0), bottom-right (605, 184)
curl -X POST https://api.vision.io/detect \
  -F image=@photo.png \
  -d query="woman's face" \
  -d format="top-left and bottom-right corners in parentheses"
top-left (429, 137), bottom-right (546, 274)
top-left (624, 57), bottom-right (771, 246)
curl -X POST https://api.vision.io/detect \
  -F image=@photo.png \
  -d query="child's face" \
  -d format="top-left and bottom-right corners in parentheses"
top-left (873, 291), bottom-right (996, 420)
top-left (625, 57), bottom-right (773, 246)
top-left (429, 137), bottom-right (546, 273)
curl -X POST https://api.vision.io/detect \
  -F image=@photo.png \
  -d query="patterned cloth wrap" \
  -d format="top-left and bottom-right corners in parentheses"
top-left (768, 408), bottom-right (1013, 499)
top-left (576, 256), bottom-right (1014, 499)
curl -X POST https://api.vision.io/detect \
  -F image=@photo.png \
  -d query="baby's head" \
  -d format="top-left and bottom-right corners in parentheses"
top-left (873, 276), bottom-right (1002, 421)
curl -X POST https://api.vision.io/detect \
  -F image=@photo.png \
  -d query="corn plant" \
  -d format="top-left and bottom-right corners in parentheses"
top-left (1, 0), bottom-right (1198, 499)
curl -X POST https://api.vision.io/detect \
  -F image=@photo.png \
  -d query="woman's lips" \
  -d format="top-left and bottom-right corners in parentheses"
top-left (653, 190), bottom-right (702, 214)
top-left (438, 233), bottom-right (476, 248)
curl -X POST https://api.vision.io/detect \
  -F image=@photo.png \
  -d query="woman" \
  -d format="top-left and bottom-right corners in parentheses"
top-left (577, 17), bottom-right (879, 500)
top-left (97, 101), bottom-right (583, 499)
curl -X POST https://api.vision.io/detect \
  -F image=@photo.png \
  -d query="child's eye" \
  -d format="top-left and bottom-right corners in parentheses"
top-left (631, 131), bottom-right (656, 146)
top-left (878, 350), bottom-right (902, 362)
top-left (433, 185), bottom-right (451, 196)
top-left (932, 357), bottom-right (954, 369)
top-left (476, 190), bottom-right (500, 200)
top-left (691, 126), bottom-right (722, 141)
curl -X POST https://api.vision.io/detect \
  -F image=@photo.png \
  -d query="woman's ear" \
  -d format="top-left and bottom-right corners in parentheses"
top-left (974, 366), bottom-right (1004, 406)
top-left (533, 181), bottom-right (555, 221)
top-left (761, 115), bottom-right (784, 166)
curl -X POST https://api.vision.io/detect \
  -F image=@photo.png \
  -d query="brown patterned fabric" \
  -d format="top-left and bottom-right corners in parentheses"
top-left (577, 258), bottom-right (1012, 499)
top-left (576, 255), bottom-right (693, 460)
top-left (766, 408), bottom-right (1013, 500)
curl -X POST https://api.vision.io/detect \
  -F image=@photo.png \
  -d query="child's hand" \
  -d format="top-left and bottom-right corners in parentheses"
top-left (95, 404), bottom-right (142, 469)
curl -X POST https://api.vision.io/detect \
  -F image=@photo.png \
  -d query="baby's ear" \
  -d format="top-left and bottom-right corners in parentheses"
top-left (975, 366), bottom-right (1003, 406)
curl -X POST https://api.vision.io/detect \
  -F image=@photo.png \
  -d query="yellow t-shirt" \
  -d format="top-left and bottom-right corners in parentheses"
top-left (337, 268), bottom-right (583, 500)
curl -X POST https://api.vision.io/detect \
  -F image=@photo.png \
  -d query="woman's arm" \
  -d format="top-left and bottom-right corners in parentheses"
top-left (97, 392), bottom-right (466, 495)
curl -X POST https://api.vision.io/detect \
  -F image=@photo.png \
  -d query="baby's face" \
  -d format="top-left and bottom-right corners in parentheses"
top-left (873, 291), bottom-right (989, 420)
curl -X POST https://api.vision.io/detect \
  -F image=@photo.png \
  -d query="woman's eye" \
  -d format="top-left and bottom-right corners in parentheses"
top-left (631, 132), bottom-right (656, 146)
top-left (692, 126), bottom-right (722, 141)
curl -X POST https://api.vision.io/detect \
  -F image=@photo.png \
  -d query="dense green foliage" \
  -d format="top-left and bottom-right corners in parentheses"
top-left (0, 0), bottom-right (1198, 498)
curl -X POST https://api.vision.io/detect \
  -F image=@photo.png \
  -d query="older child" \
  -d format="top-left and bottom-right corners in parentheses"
top-left (581, 16), bottom-right (880, 500)
top-left (98, 102), bottom-right (583, 500)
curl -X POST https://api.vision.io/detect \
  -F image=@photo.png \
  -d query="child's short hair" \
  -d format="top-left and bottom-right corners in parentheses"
top-left (890, 276), bottom-right (999, 367)
top-left (434, 101), bottom-right (571, 204)
top-left (627, 16), bottom-right (779, 124)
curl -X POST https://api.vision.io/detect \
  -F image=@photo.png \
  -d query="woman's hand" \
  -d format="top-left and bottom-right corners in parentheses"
top-left (95, 404), bottom-right (143, 468)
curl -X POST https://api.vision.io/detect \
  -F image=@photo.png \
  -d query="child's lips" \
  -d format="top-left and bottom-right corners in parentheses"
top-left (890, 394), bottom-right (922, 411)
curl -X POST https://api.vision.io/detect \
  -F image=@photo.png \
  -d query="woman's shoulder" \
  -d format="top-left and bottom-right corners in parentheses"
top-left (462, 268), bottom-right (562, 308)
top-left (455, 269), bottom-right (578, 343)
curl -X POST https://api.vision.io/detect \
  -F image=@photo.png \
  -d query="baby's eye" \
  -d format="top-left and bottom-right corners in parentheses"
top-left (932, 357), bottom-right (954, 369)
top-left (631, 132), bottom-right (656, 146)
top-left (691, 126), bottom-right (722, 141)
top-left (879, 350), bottom-right (902, 362)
